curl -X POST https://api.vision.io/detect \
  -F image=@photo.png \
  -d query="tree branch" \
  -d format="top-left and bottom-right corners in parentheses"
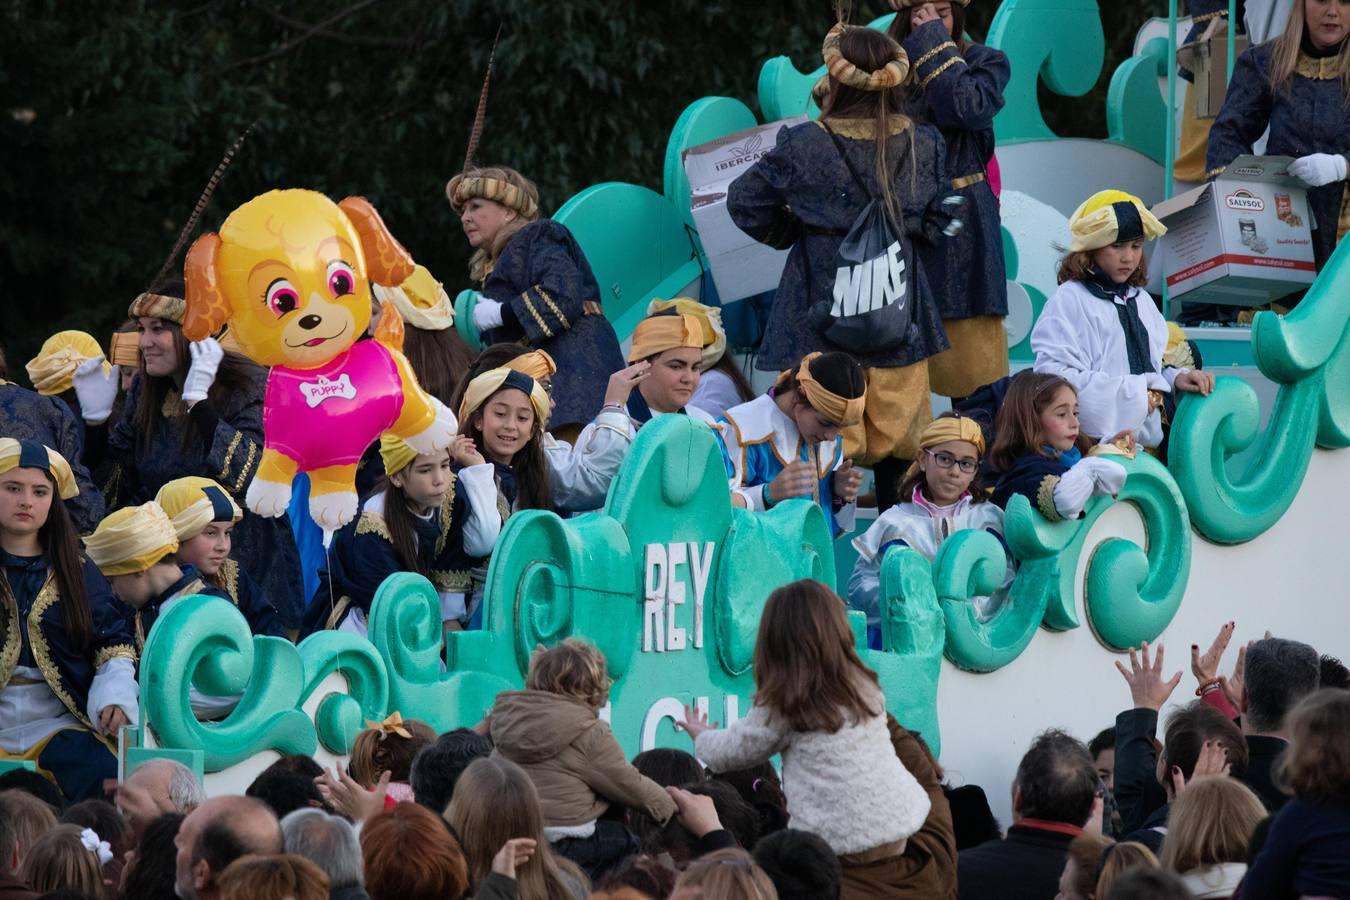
top-left (224, 0), bottom-right (384, 71)
top-left (245, 0), bottom-right (420, 49)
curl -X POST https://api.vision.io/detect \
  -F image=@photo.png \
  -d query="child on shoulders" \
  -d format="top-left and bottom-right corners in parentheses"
top-left (1031, 190), bottom-right (1214, 449)
top-left (848, 413), bottom-right (1010, 644)
top-left (489, 638), bottom-right (676, 882)
top-left (989, 372), bottom-right (1129, 522)
top-left (680, 579), bottom-right (930, 892)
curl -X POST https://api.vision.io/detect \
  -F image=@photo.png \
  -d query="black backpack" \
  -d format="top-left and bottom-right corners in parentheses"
top-left (805, 124), bottom-right (916, 355)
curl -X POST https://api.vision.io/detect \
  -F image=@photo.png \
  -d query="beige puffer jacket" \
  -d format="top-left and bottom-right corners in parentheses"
top-left (490, 689), bottom-right (678, 827)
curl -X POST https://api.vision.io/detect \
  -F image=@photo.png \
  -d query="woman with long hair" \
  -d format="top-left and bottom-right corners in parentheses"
top-left (887, 1), bottom-right (1011, 402)
top-left (75, 284), bottom-right (304, 632)
top-left (0, 439), bottom-right (137, 801)
top-left (448, 167), bottom-right (626, 442)
top-left (728, 23), bottom-right (960, 511)
top-left (1208, 0), bottom-right (1350, 277)
top-left (1160, 777), bottom-right (1267, 899)
top-left (445, 756), bottom-right (590, 900)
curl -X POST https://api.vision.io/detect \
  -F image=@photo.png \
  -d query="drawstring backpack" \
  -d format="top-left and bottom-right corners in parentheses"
top-left (803, 124), bottom-right (916, 354)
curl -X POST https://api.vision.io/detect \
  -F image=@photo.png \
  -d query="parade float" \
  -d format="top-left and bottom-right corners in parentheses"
top-left (87, 0), bottom-right (1349, 824)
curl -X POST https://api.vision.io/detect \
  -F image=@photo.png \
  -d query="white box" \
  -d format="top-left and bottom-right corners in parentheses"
top-left (1152, 155), bottom-right (1315, 306)
top-left (685, 117), bottom-right (808, 302)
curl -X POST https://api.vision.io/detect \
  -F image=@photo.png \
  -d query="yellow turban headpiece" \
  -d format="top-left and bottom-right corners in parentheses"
top-left (378, 433), bottom-right (420, 477)
top-left (776, 352), bottom-right (866, 428)
top-left (372, 265), bottom-right (454, 331)
top-left (25, 331), bottom-right (109, 397)
top-left (458, 367), bottom-right (551, 430)
top-left (647, 298), bottom-right (727, 370)
top-left (628, 313), bottom-right (706, 364)
top-left (154, 476), bottom-right (242, 542)
top-left (85, 502), bottom-right (179, 576)
top-left (1069, 190), bottom-right (1167, 253)
top-left (919, 415), bottom-right (986, 455)
top-left (0, 439), bottom-right (78, 500)
top-left (507, 350), bottom-right (558, 383)
top-left (822, 23), bottom-right (910, 93)
top-left (128, 292), bottom-right (186, 325)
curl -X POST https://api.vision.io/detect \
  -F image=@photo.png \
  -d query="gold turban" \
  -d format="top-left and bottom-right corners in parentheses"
top-left (628, 314), bottom-right (705, 364)
top-left (85, 503), bottom-right (179, 576)
top-left (0, 439), bottom-right (78, 500)
top-left (507, 350), bottom-right (558, 383)
top-left (446, 172), bottom-right (539, 219)
top-left (128, 292), bottom-right (186, 325)
top-left (25, 331), bottom-right (108, 397)
top-left (154, 476), bottom-right (242, 542)
top-left (1069, 190), bottom-right (1167, 253)
top-left (372, 265), bottom-right (454, 331)
top-left (647, 298), bottom-right (727, 369)
top-left (379, 433), bottom-right (418, 477)
top-left (919, 414), bottom-right (986, 455)
top-left (458, 367), bottom-right (551, 429)
top-left (777, 352), bottom-right (866, 428)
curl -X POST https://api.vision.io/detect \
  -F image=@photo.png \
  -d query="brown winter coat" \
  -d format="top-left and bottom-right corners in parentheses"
top-left (490, 689), bottom-right (677, 827)
top-left (839, 716), bottom-right (958, 900)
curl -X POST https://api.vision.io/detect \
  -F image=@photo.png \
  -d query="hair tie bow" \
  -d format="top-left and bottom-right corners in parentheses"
top-left (79, 827), bottom-right (113, 865)
top-left (365, 711), bottom-right (412, 741)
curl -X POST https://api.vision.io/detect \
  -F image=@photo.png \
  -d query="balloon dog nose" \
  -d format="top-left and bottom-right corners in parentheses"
top-left (298, 314), bottom-right (323, 331)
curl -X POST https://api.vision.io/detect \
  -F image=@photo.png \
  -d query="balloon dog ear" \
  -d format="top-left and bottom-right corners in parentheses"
top-left (339, 196), bottom-right (416, 286)
top-left (183, 233), bottom-right (230, 341)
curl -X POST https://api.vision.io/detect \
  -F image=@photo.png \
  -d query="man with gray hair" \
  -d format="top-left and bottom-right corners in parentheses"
top-left (1238, 636), bottom-right (1320, 811)
top-left (281, 808), bottom-right (368, 900)
top-left (115, 758), bottom-right (206, 839)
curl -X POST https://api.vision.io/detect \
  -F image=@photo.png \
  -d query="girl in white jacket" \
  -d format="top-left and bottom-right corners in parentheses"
top-left (678, 579), bottom-right (930, 886)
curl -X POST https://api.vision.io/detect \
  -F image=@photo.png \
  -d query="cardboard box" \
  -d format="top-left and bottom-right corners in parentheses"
top-left (1152, 155), bottom-right (1315, 306)
top-left (685, 117), bottom-right (808, 302)
top-left (1177, 17), bottom-right (1250, 119)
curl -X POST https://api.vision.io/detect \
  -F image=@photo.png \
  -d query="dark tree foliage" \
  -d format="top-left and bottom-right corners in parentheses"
top-left (0, 0), bottom-right (1162, 377)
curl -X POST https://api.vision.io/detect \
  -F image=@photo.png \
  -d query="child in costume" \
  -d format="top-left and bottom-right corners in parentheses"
top-left (449, 166), bottom-right (626, 440)
top-left (84, 501), bottom-right (239, 720)
top-left (889, 0), bottom-right (1013, 401)
top-left (1031, 190), bottom-right (1215, 450)
top-left (1209, 0), bottom-right (1350, 274)
top-left (680, 580), bottom-right (931, 894)
top-left (647, 298), bottom-right (756, 420)
top-left (319, 435), bottom-right (500, 636)
top-left (490, 639), bottom-right (675, 881)
top-left (848, 413), bottom-right (1011, 645)
top-left (611, 310), bottom-right (719, 428)
top-left (154, 477), bottom-right (281, 639)
top-left (717, 352), bottom-right (867, 538)
top-left (989, 372), bottom-right (1129, 522)
top-left (0, 439), bottom-right (137, 802)
top-left (729, 23), bottom-right (960, 511)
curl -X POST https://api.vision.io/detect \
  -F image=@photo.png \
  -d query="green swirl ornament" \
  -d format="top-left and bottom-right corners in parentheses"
top-left (140, 595), bottom-right (315, 770)
top-left (297, 632), bottom-right (390, 755)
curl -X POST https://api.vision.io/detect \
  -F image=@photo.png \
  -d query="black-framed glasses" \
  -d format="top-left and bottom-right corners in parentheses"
top-left (924, 449), bottom-right (978, 473)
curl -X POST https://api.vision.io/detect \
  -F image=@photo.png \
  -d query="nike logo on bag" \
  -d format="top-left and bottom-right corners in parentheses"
top-left (831, 241), bottom-right (907, 317)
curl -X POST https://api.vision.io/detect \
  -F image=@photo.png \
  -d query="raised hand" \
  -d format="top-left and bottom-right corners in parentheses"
top-left (1192, 621), bottom-right (1235, 687)
top-left (1114, 641), bottom-right (1182, 711)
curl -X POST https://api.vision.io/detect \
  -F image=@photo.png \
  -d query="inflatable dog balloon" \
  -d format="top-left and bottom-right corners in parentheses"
top-left (183, 189), bottom-right (457, 529)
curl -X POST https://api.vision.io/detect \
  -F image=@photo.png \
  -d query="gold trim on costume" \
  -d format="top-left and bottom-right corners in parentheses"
top-left (535, 287), bottom-right (570, 330)
top-left (1036, 475), bottom-right (1063, 522)
top-left (815, 117), bottom-right (913, 140)
top-left (161, 389), bottom-right (186, 418)
top-left (914, 41), bottom-right (957, 70)
top-left (434, 481), bottom-right (457, 557)
top-left (217, 559), bottom-right (242, 606)
top-left (1191, 9), bottom-right (1226, 21)
top-left (1206, 165), bottom-right (1227, 179)
top-left (920, 56), bottom-right (966, 89)
top-left (93, 644), bottom-right (137, 668)
top-left (519, 292), bottom-right (555, 338)
top-left (324, 597), bottom-right (353, 632)
top-left (218, 432), bottom-right (243, 481)
top-left (0, 573), bottom-right (21, 688)
top-left (355, 511), bottom-right (393, 542)
top-left (27, 575), bottom-right (95, 730)
top-left (1296, 53), bottom-right (1340, 81)
top-left (952, 172), bottom-right (986, 191)
top-left (431, 569), bottom-right (473, 592)
top-left (233, 440), bottom-right (259, 495)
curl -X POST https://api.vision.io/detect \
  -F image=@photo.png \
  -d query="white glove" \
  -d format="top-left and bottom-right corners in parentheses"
top-left (1288, 153), bottom-right (1348, 188)
top-left (182, 338), bottom-right (224, 406)
top-left (472, 297), bottom-right (505, 333)
top-left (72, 357), bottom-right (121, 425)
